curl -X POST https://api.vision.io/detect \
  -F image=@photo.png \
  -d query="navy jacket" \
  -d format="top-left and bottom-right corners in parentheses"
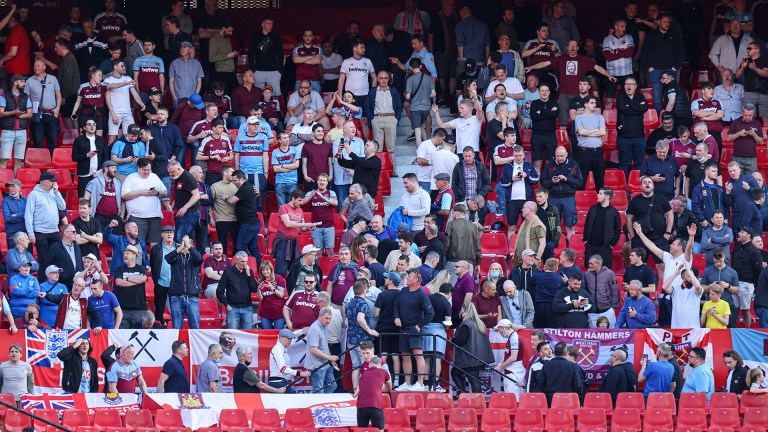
top-left (2, 195), bottom-right (26, 235)
top-left (45, 241), bottom-right (84, 287)
top-left (725, 174), bottom-right (760, 228)
top-left (364, 87), bottom-right (403, 122)
top-left (149, 122), bottom-right (184, 169)
top-left (166, 248), bottom-right (204, 297)
top-left (499, 160), bottom-right (539, 202)
top-left (639, 155), bottom-right (679, 197)
top-left (691, 181), bottom-right (729, 222)
top-left (540, 159), bottom-right (583, 197)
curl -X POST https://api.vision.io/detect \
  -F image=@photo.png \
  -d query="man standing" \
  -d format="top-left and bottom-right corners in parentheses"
top-left (85, 162), bottom-right (123, 235)
top-left (616, 77), bottom-right (649, 177)
top-left (726, 104), bottom-right (765, 175)
top-left (0, 75), bottom-right (32, 172)
top-left (57, 337), bottom-right (98, 393)
top-left (715, 69), bottom-right (744, 125)
top-left (269, 328), bottom-right (311, 392)
top-left (732, 226), bottom-right (763, 328)
top-left (232, 346), bottom-right (285, 394)
top-left (201, 241), bottom-right (231, 300)
top-left (451, 146), bottom-right (490, 203)
top-left (133, 38), bottom-right (165, 100)
top-left (584, 255), bottom-right (620, 328)
top-left (394, 269), bottom-right (434, 392)
top-left (25, 61), bottom-right (61, 154)
top-left (599, 347), bottom-right (637, 404)
top-left (528, 84), bottom-right (558, 173)
top-left (156, 340), bottom-right (189, 393)
top-left (217, 251), bottom-right (257, 330)
top-left (540, 146), bottom-right (583, 241)
top-left (602, 18), bottom-right (635, 107)
top-left (455, 6), bottom-right (490, 67)
top-left (229, 72), bottom-right (263, 129)
top-left (305, 308), bottom-right (340, 393)
top-left (248, 18), bottom-right (283, 95)
top-left (660, 71), bottom-right (692, 129)
top-left (365, 71), bottom-right (403, 171)
top-left (25, 171), bottom-right (66, 280)
top-left (537, 341), bottom-right (585, 405)
top-left (165, 17), bottom-right (193, 64)
top-left (197, 344), bottom-right (223, 392)
top-left (338, 140), bottom-right (382, 200)
top-left (168, 160), bottom-right (200, 244)
top-left (121, 158), bottom-right (167, 246)
top-left (0, 12), bottom-right (30, 77)
top-left (638, 345), bottom-right (675, 398)
top-left (106, 344), bottom-right (148, 394)
top-left (112, 245), bottom-right (149, 329)
top-left (45, 225), bottom-right (84, 288)
top-left (726, 161), bottom-right (760, 230)
top-left (642, 14), bottom-right (686, 112)
top-left (338, 39), bottom-right (376, 138)
top-left (626, 177), bottom-right (674, 267)
top-left (166, 235), bottom-right (204, 329)
top-left (583, 188), bottom-right (622, 269)
top-left (208, 22), bottom-right (238, 93)
top-left (701, 248), bottom-right (740, 328)
top-left (615, 280), bottom-right (656, 329)
top-left (499, 144), bottom-right (539, 237)
top-left (512, 203), bottom-right (547, 267)
top-left (400, 173), bottom-right (431, 234)
top-left (574, 96), bottom-right (606, 190)
top-left (104, 60), bottom-right (145, 145)
top-left (691, 82), bottom-right (725, 152)
top-left (552, 274), bottom-right (594, 328)
top-left (681, 347), bottom-right (715, 401)
top-left (73, 120), bottom-right (108, 197)
top-left (168, 42), bottom-right (204, 106)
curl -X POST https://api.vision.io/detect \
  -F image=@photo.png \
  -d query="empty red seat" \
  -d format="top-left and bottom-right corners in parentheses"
top-left (675, 408), bottom-right (707, 432)
top-left (489, 393), bottom-right (517, 417)
top-left (251, 408), bottom-right (281, 432)
top-left (642, 407), bottom-right (673, 432)
top-left (678, 393), bottom-right (708, 413)
top-left (377, 152), bottom-right (394, 172)
top-left (425, 393), bottom-right (453, 419)
top-left (284, 408), bottom-right (314, 430)
top-left (47, 168), bottom-right (75, 191)
top-left (708, 408), bottom-right (741, 430)
top-left (93, 409), bottom-right (123, 429)
top-left (415, 408), bottom-right (446, 432)
top-left (4, 410), bottom-right (31, 432)
top-left (710, 393), bottom-right (739, 412)
top-left (447, 408), bottom-right (477, 432)
top-left (16, 168), bottom-right (42, 187)
top-left (646, 392), bottom-right (676, 417)
top-left (639, 88), bottom-right (654, 105)
top-left (627, 170), bottom-right (642, 194)
top-left (616, 391), bottom-right (645, 415)
top-left (550, 393), bottom-right (579, 416)
top-left (24, 148), bottom-right (53, 169)
top-left (219, 409), bottom-right (250, 431)
top-left (643, 110), bottom-right (660, 129)
top-left (583, 393), bottom-right (613, 417)
top-left (63, 409), bottom-right (91, 429)
top-left (480, 232), bottom-right (508, 257)
top-left (76, 428), bottom-right (101, 432)
top-left (610, 408), bottom-right (641, 432)
top-left (32, 409), bottom-right (60, 430)
top-left (154, 409), bottom-right (184, 432)
top-left (544, 408), bottom-right (574, 432)
top-left (384, 408), bottom-right (412, 431)
top-left (512, 408), bottom-right (543, 432)
top-left (397, 393), bottom-right (425, 420)
top-left (603, 109), bottom-right (617, 128)
top-left (575, 191), bottom-right (597, 211)
top-left (576, 408), bottom-right (607, 432)
top-left (52, 147), bottom-right (77, 170)
top-left (740, 391), bottom-right (767, 415)
top-left (611, 190), bottom-right (629, 211)
top-left (518, 393), bottom-right (548, 415)
top-left (457, 393), bottom-right (486, 411)
top-left (480, 408), bottom-right (510, 432)
top-left (124, 409), bottom-right (154, 431)
top-left (743, 407), bottom-right (768, 428)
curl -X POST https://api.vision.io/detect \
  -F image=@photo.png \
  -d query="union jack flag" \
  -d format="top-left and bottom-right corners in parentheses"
top-left (26, 328), bottom-right (89, 368)
top-left (20, 394), bottom-right (76, 412)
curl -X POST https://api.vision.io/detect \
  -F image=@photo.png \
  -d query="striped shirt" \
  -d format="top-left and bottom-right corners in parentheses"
top-left (602, 33), bottom-right (635, 77)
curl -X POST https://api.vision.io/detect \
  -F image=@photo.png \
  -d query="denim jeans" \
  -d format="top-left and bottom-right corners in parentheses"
top-left (275, 183), bottom-right (296, 206)
top-left (311, 365), bottom-right (337, 393)
top-left (170, 296), bottom-right (200, 329)
top-left (175, 210), bottom-right (200, 244)
top-left (756, 307), bottom-right (768, 329)
top-left (268, 377), bottom-right (297, 394)
top-left (260, 317), bottom-right (286, 329)
top-left (295, 80), bottom-right (321, 93)
top-left (179, 141), bottom-right (198, 167)
top-left (227, 116), bottom-right (246, 130)
top-left (32, 114), bottom-right (58, 154)
top-left (495, 183), bottom-right (507, 215)
top-left (649, 69), bottom-right (665, 112)
top-left (226, 305), bottom-right (254, 329)
top-left (617, 136), bottom-right (647, 177)
top-left (418, 181), bottom-right (431, 192)
top-left (334, 184), bottom-right (350, 212)
top-left (236, 222), bottom-right (262, 262)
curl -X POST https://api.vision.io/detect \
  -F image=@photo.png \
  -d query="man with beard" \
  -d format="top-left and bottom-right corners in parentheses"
top-left (104, 220), bottom-right (148, 275)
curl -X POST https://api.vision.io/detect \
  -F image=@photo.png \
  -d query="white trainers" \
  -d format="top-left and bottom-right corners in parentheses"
top-left (432, 386), bottom-right (446, 393)
top-left (409, 383), bottom-right (428, 392)
top-left (394, 382), bottom-right (413, 392)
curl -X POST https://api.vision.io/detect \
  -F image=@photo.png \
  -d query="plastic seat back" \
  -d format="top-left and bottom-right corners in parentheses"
top-left (550, 393), bottom-right (579, 415)
top-left (544, 408), bottom-right (574, 432)
top-left (447, 407), bottom-right (477, 432)
top-left (63, 409), bottom-right (91, 429)
top-left (743, 407), bottom-right (768, 427)
top-left (480, 408), bottom-right (510, 432)
top-left (710, 393), bottom-right (739, 412)
top-left (251, 408), bottom-right (281, 431)
top-left (678, 393), bottom-right (708, 413)
top-left (396, 393), bottom-right (425, 419)
top-left (708, 408), bottom-right (741, 430)
top-left (124, 409), bottom-right (154, 431)
top-left (284, 408), bottom-right (314, 430)
top-left (646, 392), bottom-right (676, 417)
top-left (512, 408), bottom-right (543, 432)
top-left (219, 409), bottom-right (250, 431)
top-left (415, 408), bottom-right (446, 432)
top-left (93, 409), bottom-right (124, 429)
top-left (675, 408), bottom-right (707, 431)
top-left (32, 409), bottom-right (60, 430)
top-left (741, 391), bottom-right (768, 415)
top-left (518, 393), bottom-right (548, 415)
top-left (4, 410), bottom-right (32, 432)
top-left (155, 409), bottom-right (184, 431)
top-left (616, 392), bottom-right (645, 415)
top-left (583, 393), bottom-right (613, 416)
top-left (383, 408), bottom-right (411, 429)
top-left (425, 393), bottom-right (453, 417)
top-left (457, 393), bottom-right (486, 411)
top-left (576, 408), bottom-right (607, 431)
top-left (610, 408), bottom-right (641, 432)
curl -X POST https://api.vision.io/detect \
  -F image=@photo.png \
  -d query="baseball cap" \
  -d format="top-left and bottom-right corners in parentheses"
top-left (396, 223), bottom-right (411, 233)
top-left (162, 225), bottom-right (176, 232)
top-left (39, 171), bottom-right (58, 182)
top-left (46, 265), bottom-right (63, 275)
top-left (330, 108), bottom-right (345, 117)
top-left (739, 226), bottom-right (755, 237)
top-left (383, 271), bottom-right (401, 285)
top-left (263, 85), bottom-right (273, 92)
top-left (102, 160), bottom-right (118, 168)
top-left (301, 245), bottom-right (321, 255)
top-left (433, 173), bottom-right (450, 182)
top-left (124, 245), bottom-right (139, 255)
top-left (10, 74), bottom-right (25, 83)
top-left (495, 319), bottom-right (513, 329)
top-left (147, 87), bottom-right (161, 96)
top-left (83, 253), bottom-right (98, 261)
top-left (464, 58), bottom-right (477, 70)
top-left (127, 124), bottom-right (141, 135)
top-left (278, 328), bottom-right (296, 339)
top-left (189, 93), bottom-right (205, 109)
top-left (351, 215), bottom-right (370, 226)
top-left (246, 116), bottom-right (260, 125)
top-left (180, 41), bottom-right (194, 49)
top-left (522, 249), bottom-right (537, 257)
top-left (5, 179), bottom-right (21, 188)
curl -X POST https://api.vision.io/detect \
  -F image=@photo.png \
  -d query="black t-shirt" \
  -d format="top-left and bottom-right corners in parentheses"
top-left (486, 119), bottom-right (504, 171)
top-left (374, 289), bottom-right (400, 331)
top-left (141, 102), bottom-right (159, 126)
top-left (743, 56), bottom-right (768, 93)
top-left (234, 181), bottom-right (259, 224)
top-left (623, 264), bottom-right (657, 290)
top-left (113, 264), bottom-right (147, 310)
top-left (568, 94), bottom-right (602, 114)
top-left (72, 216), bottom-right (102, 258)
top-left (627, 193), bottom-right (672, 239)
top-left (646, 127), bottom-right (678, 152)
top-left (196, 13), bottom-right (226, 61)
top-left (173, 170), bottom-right (200, 212)
top-left (685, 160), bottom-right (720, 196)
top-left (428, 293), bottom-right (452, 325)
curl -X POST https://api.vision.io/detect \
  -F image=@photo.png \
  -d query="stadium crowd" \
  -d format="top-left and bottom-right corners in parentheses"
top-left (0, 0), bottom-right (767, 424)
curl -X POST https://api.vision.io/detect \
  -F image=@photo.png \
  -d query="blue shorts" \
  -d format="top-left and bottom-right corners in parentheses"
top-left (311, 227), bottom-right (335, 249)
top-left (421, 322), bottom-right (447, 353)
top-left (348, 345), bottom-right (364, 368)
top-left (399, 326), bottom-right (423, 352)
top-left (549, 196), bottom-right (577, 227)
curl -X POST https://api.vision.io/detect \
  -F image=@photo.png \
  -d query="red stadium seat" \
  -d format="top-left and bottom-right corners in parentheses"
top-left (690, 88), bottom-right (703, 102)
top-left (642, 408), bottom-right (673, 432)
top-left (740, 391), bottom-right (767, 415)
top-left (627, 170), bottom-right (642, 194)
top-left (576, 408), bottom-right (607, 432)
top-left (583, 393), bottom-right (613, 417)
top-left (384, 408), bottom-right (412, 431)
top-left (610, 408), bottom-right (641, 432)
top-left (154, 410), bottom-right (184, 432)
top-left (377, 152), bottom-right (394, 173)
top-left (32, 409), bottom-right (60, 430)
top-left (646, 392), bottom-right (676, 417)
top-left (615, 393), bottom-right (645, 415)
top-left (0, 168), bottom-right (14, 191)
top-left (16, 168), bottom-right (42, 188)
top-left (93, 409), bottom-right (124, 429)
top-left (447, 408), bottom-right (477, 432)
top-left (544, 408), bottom-right (574, 432)
top-left (284, 408), bottom-right (314, 431)
top-left (480, 408), bottom-right (510, 432)
top-left (480, 232), bottom-right (508, 257)
top-left (197, 428), bottom-right (223, 432)
top-left (520, 129), bottom-right (533, 151)
top-left (550, 393), bottom-right (579, 416)
top-left (52, 147), bottom-right (77, 170)
top-left (48, 168), bottom-right (75, 191)
top-left (425, 393), bottom-right (453, 419)
top-left (479, 256), bottom-right (507, 279)
top-left (708, 408), bottom-right (741, 430)
top-left (4, 410), bottom-right (31, 432)
top-left (219, 409), bottom-right (250, 431)
top-left (63, 409), bottom-right (91, 429)
top-left (575, 191), bottom-right (597, 211)
top-left (415, 408), bottom-right (446, 432)
top-left (556, 128), bottom-right (570, 149)
top-left (24, 148), bottom-right (53, 169)
top-left (518, 393), bottom-right (548, 415)
top-left (488, 393), bottom-right (517, 416)
top-left (678, 393), bottom-right (708, 413)
top-left (124, 409), bottom-right (155, 431)
top-left (602, 128), bottom-right (618, 151)
top-left (457, 393), bottom-right (486, 411)
top-left (251, 408), bottom-right (282, 431)
top-left (611, 190), bottom-right (629, 211)
top-left (643, 110), bottom-right (660, 129)
top-left (512, 408), bottom-right (544, 432)
top-left (675, 408), bottom-right (707, 432)
top-left (743, 407), bottom-right (768, 428)
top-left (76, 428), bottom-right (101, 432)
top-left (710, 393), bottom-right (739, 412)
top-left (378, 170), bottom-right (392, 196)
top-left (603, 109), bottom-right (617, 128)
top-left (602, 169), bottom-right (626, 191)
top-left (639, 88), bottom-right (654, 106)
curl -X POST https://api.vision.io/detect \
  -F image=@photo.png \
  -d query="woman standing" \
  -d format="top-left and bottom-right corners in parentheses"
top-left (451, 303), bottom-right (494, 394)
top-left (257, 261), bottom-right (287, 329)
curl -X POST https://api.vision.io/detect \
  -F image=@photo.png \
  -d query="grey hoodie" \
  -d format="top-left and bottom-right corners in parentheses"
top-left (25, 184), bottom-right (66, 236)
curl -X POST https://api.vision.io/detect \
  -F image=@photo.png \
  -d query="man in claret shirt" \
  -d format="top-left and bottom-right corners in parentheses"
top-left (292, 29), bottom-right (322, 93)
top-left (197, 118), bottom-right (233, 186)
top-left (186, 103), bottom-right (218, 167)
top-left (521, 23), bottom-right (560, 92)
top-left (94, 0), bottom-right (127, 43)
top-left (106, 344), bottom-right (147, 394)
top-left (691, 82), bottom-right (725, 154)
top-left (284, 273), bottom-right (321, 330)
top-left (133, 38), bottom-right (165, 103)
top-left (602, 18), bottom-right (635, 106)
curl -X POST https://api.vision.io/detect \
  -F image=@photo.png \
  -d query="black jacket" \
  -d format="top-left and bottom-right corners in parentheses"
top-left (540, 159), bottom-right (583, 197)
top-left (338, 154), bottom-right (382, 198)
top-left (552, 287), bottom-right (594, 328)
top-left (451, 160), bottom-right (490, 202)
top-left (617, 92), bottom-right (649, 138)
top-left (72, 134), bottom-right (108, 177)
top-left (150, 242), bottom-right (173, 288)
top-left (732, 242), bottom-right (764, 284)
top-left (285, 259), bottom-right (323, 295)
top-left (45, 241), bottom-right (84, 287)
top-left (57, 346), bottom-right (99, 393)
top-left (599, 362), bottom-right (638, 405)
top-left (728, 364), bottom-right (750, 395)
top-left (217, 265), bottom-right (258, 308)
top-left (537, 356), bottom-right (585, 403)
top-left (166, 248), bottom-right (204, 297)
top-left (756, 266), bottom-right (768, 309)
top-left (583, 204), bottom-right (622, 247)
top-left (451, 320), bottom-right (495, 368)
top-left (641, 28), bottom-right (686, 70)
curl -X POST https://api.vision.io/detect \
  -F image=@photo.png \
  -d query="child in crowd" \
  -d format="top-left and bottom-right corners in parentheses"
top-left (210, 80), bottom-right (233, 125)
top-left (747, 367), bottom-right (768, 393)
top-left (259, 85), bottom-right (284, 132)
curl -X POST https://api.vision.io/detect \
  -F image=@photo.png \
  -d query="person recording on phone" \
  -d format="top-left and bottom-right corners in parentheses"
top-left (614, 280), bottom-right (656, 328)
top-left (638, 344), bottom-right (675, 401)
top-left (13, 303), bottom-right (51, 332)
top-left (552, 273), bottom-right (594, 328)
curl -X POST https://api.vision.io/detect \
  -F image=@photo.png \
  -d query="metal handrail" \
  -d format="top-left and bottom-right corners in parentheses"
top-left (0, 399), bottom-right (71, 432)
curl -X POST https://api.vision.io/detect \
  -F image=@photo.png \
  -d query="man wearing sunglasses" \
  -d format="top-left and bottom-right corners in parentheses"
top-left (283, 273), bottom-right (320, 330)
